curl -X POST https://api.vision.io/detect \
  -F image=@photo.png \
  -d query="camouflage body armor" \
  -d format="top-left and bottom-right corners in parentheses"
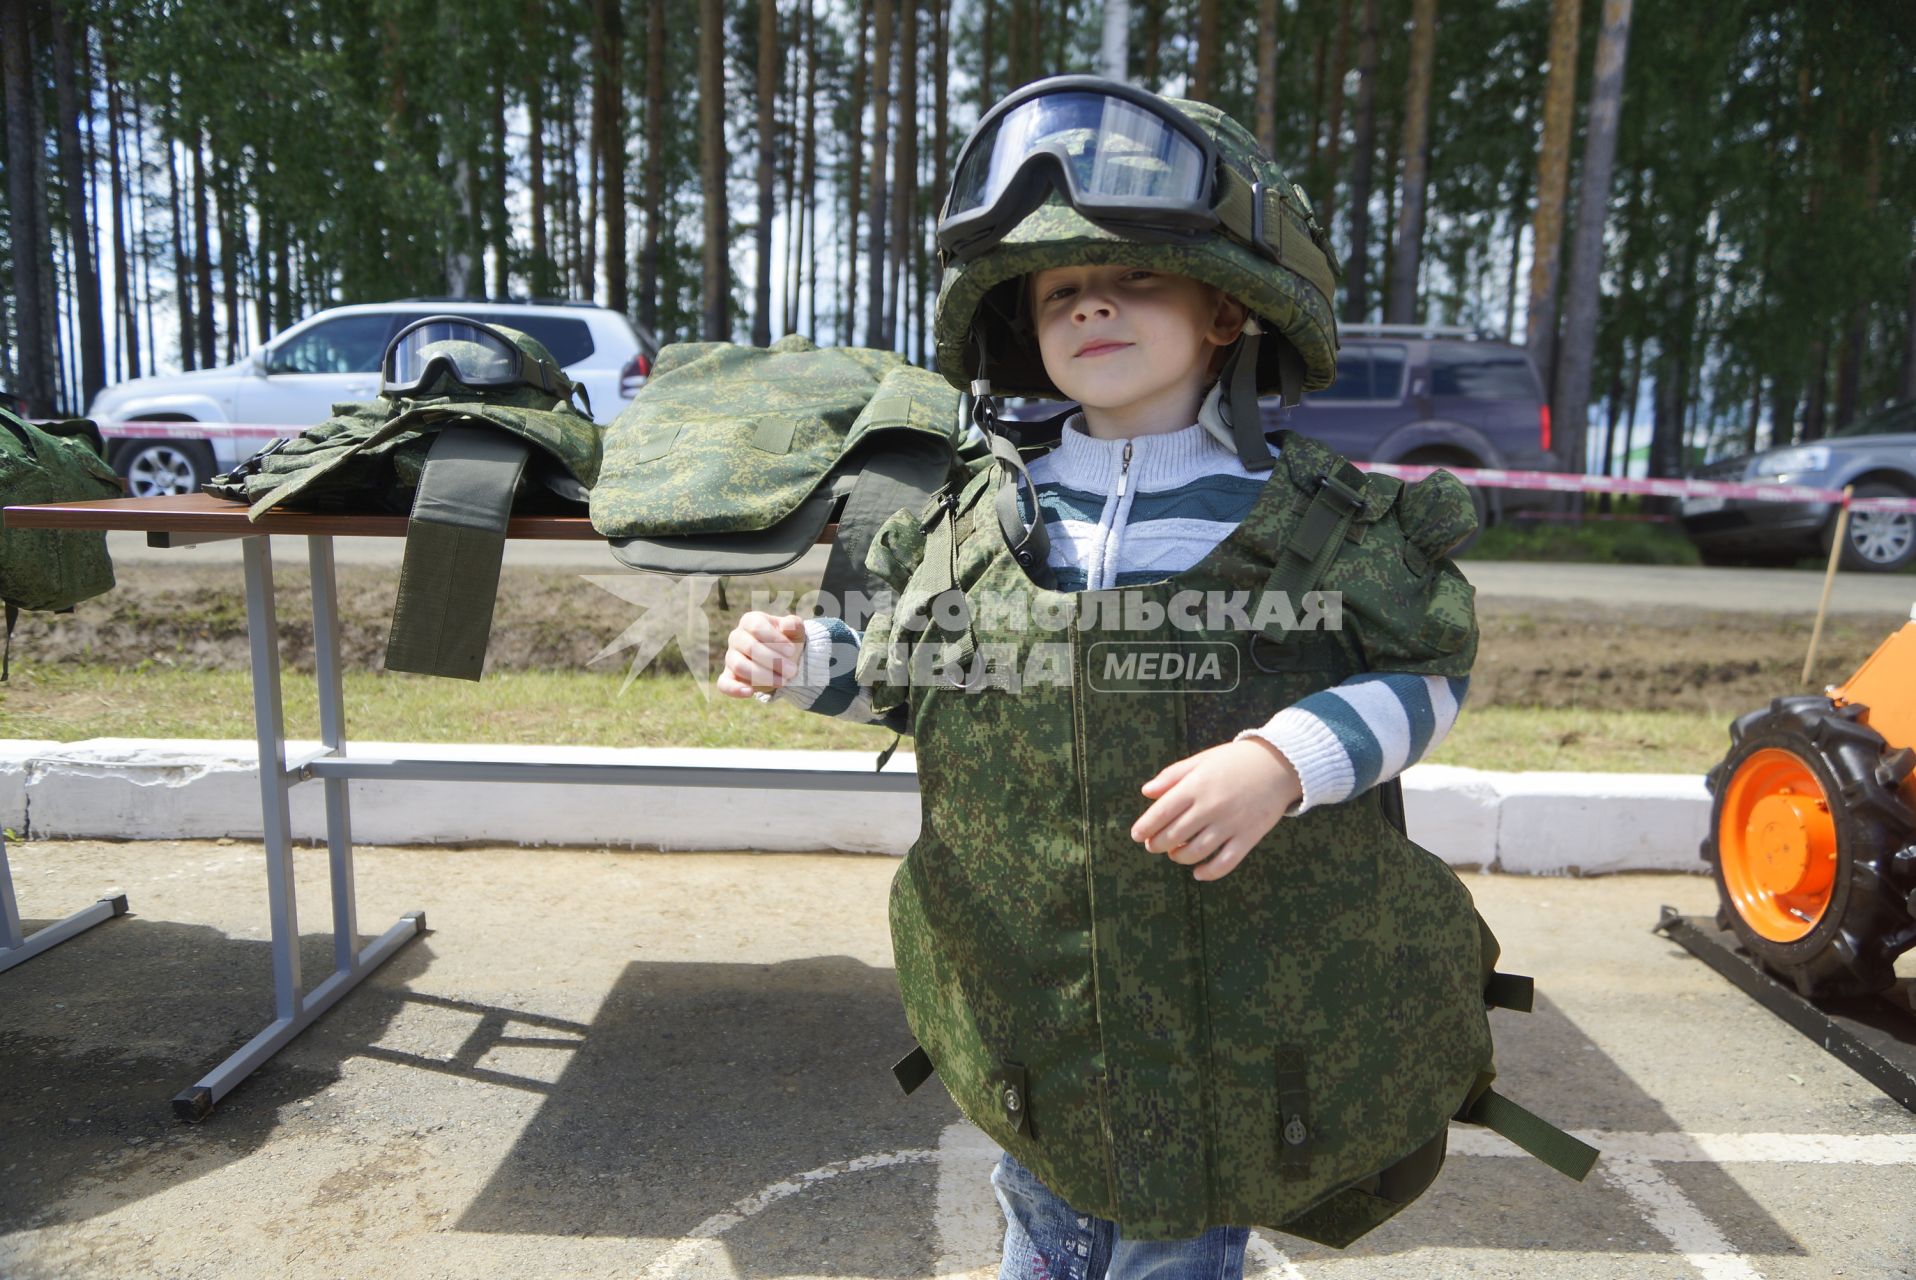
top-left (208, 323), bottom-right (599, 680)
top-left (593, 333), bottom-right (980, 610)
top-left (0, 408), bottom-right (123, 678)
top-left (859, 427), bottom-right (1593, 1244)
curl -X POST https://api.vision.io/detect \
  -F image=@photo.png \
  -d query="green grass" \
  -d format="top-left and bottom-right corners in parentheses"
top-left (1462, 514), bottom-right (1703, 565)
top-left (2, 664), bottom-right (1726, 775)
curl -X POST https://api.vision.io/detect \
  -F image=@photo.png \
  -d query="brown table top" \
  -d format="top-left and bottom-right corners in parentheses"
top-left (4, 493), bottom-right (597, 539)
top-left (3, 493), bottom-right (836, 545)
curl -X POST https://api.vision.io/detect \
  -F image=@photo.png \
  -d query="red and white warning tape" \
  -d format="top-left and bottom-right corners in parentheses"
top-left (104, 420), bottom-right (285, 445)
top-left (77, 419), bottom-right (1916, 516)
top-left (1359, 461), bottom-right (1916, 514)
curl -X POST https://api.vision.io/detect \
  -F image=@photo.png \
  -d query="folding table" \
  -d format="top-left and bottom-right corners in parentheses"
top-left (2, 493), bottom-right (915, 1119)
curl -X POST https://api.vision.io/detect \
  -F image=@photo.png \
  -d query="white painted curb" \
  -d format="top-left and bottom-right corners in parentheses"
top-left (7, 738), bottom-right (1711, 874)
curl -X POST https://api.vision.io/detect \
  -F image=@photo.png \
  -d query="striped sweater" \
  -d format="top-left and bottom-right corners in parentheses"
top-left (773, 410), bottom-right (1469, 814)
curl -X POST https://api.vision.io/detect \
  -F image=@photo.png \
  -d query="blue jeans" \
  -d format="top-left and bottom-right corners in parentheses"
top-left (992, 1151), bottom-right (1250, 1280)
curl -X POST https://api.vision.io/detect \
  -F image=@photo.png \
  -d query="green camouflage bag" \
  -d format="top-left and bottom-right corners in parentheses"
top-left (863, 430), bottom-right (1595, 1244)
top-left (209, 356), bottom-right (600, 681)
top-left (592, 333), bottom-right (979, 611)
top-left (0, 408), bottom-right (123, 678)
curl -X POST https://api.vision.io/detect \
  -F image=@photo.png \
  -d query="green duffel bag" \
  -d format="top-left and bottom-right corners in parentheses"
top-left (0, 407), bottom-right (123, 678)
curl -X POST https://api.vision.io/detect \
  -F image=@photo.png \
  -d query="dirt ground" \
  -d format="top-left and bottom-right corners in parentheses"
top-left (9, 562), bottom-right (1893, 715)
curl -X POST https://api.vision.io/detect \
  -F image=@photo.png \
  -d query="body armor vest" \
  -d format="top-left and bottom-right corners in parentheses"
top-left (858, 428), bottom-right (1593, 1244)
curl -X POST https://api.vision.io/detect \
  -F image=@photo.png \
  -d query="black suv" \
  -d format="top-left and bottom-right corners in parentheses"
top-left (1267, 324), bottom-right (1557, 529)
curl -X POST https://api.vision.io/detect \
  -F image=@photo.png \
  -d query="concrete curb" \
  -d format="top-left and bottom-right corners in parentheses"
top-left (4, 738), bottom-right (1711, 874)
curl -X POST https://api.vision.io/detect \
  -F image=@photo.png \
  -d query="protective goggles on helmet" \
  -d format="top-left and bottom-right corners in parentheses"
top-left (381, 315), bottom-right (578, 403)
top-left (938, 76), bottom-right (1224, 264)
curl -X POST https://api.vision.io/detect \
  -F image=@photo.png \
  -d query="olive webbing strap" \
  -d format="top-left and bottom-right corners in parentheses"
top-left (1264, 459), bottom-right (1369, 607)
top-left (1463, 1088), bottom-right (1599, 1181)
top-left (820, 438), bottom-right (951, 612)
top-left (989, 431), bottom-right (1052, 574)
top-left (1213, 168), bottom-right (1339, 305)
top-left (384, 425), bottom-right (533, 681)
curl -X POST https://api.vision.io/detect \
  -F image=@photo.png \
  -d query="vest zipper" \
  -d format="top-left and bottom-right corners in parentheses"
top-left (1115, 438), bottom-right (1133, 498)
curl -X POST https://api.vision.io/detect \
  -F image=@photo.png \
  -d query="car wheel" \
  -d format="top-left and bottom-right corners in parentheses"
top-left (1822, 480), bottom-right (1916, 574)
top-left (116, 438), bottom-right (216, 498)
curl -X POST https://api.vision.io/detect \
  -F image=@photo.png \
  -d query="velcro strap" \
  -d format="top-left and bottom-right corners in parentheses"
top-left (1485, 972), bottom-right (1536, 1012)
top-left (1214, 168), bottom-right (1338, 307)
top-left (1266, 460), bottom-right (1366, 605)
top-left (1464, 1088), bottom-right (1599, 1181)
top-left (892, 1044), bottom-right (935, 1095)
top-left (385, 426), bottom-right (532, 681)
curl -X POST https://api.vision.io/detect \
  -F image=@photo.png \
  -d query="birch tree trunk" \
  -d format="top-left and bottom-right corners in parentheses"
top-left (1101, 0), bottom-right (1130, 82)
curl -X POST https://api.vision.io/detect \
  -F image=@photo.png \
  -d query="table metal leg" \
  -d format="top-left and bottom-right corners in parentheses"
top-left (0, 831), bottom-right (128, 975)
top-left (310, 535), bottom-right (360, 971)
top-left (172, 534), bottom-right (423, 1121)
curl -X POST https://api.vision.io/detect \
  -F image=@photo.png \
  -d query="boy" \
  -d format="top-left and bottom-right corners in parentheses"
top-left (719, 77), bottom-right (1580, 1278)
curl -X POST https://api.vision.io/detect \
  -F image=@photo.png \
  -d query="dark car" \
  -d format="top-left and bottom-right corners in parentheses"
top-left (996, 324), bottom-right (1556, 540)
top-left (1681, 400), bottom-right (1916, 573)
top-left (1268, 324), bottom-right (1556, 531)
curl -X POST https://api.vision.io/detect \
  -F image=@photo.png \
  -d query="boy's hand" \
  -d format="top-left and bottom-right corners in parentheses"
top-left (1131, 739), bottom-right (1302, 881)
top-left (716, 612), bottom-right (809, 698)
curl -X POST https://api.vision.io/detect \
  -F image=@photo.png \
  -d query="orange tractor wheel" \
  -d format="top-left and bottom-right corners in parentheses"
top-left (1703, 695), bottom-right (1916, 998)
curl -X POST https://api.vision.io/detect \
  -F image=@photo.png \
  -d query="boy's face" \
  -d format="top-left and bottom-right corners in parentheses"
top-left (1029, 265), bottom-right (1247, 431)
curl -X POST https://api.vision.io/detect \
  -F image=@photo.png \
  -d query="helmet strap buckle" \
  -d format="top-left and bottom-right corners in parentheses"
top-left (1249, 179), bottom-right (1276, 262)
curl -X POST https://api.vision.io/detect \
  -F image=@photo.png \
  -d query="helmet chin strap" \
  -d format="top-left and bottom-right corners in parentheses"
top-left (1213, 326), bottom-right (1306, 473)
top-left (1218, 329), bottom-right (1275, 472)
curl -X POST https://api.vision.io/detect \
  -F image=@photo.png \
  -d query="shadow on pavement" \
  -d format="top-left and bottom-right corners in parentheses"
top-left (455, 953), bottom-right (959, 1276)
top-left (1283, 990), bottom-right (1805, 1262)
top-left (0, 912), bottom-right (430, 1234)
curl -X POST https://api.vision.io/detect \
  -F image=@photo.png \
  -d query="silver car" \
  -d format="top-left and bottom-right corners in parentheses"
top-left (1680, 400), bottom-right (1916, 573)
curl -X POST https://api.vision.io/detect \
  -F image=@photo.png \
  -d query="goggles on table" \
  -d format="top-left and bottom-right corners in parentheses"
top-left (381, 315), bottom-right (578, 403)
top-left (936, 75), bottom-right (1336, 282)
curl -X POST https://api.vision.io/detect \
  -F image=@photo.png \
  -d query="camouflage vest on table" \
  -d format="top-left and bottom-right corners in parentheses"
top-left (207, 388), bottom-right (600, 680)
top-left (859, 428), bottom-right (1594, 1244)
top-left (592, 335), bottom-right (983, 610)
top-left (0, 408), bottom-right (123, 678)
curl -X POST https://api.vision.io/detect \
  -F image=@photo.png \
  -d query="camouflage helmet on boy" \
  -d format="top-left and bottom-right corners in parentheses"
top-left (932, 76), bottom-right (1341, 471)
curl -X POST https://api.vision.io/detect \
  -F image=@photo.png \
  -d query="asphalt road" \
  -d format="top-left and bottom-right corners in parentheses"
top-left (3, 841), bottom-right (1913, 1279)
top-left (104, 531), bottom-right (1916, 617)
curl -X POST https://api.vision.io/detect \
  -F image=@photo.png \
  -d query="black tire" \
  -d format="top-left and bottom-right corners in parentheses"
top-left (1701, 695), bottom-right (1916, 998)
top-left (114, 437), bottom-right (216, 498)
top-left (1822, 479), bottom-right (1916, 574)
